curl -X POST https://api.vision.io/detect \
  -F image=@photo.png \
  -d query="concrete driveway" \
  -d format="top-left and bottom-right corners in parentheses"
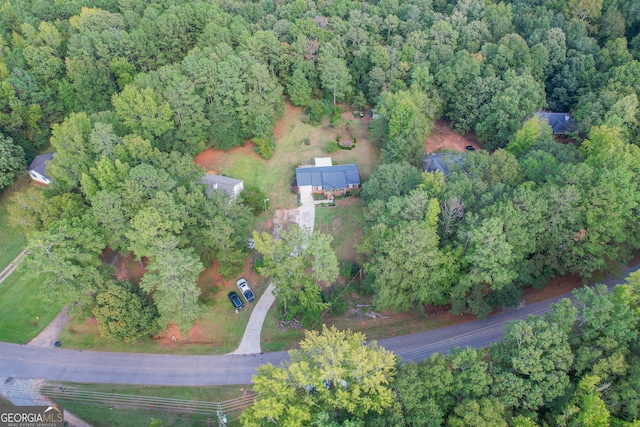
top-left (297, 185), bottom-right (315, 232)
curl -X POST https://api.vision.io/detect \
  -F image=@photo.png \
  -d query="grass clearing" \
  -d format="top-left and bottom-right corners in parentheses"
top-left (0, 265), bottom-right (63, 343)
top-left (0, 177), bottom-right (30, 270)
top-left (45, 382), bottom-right (251, 427)
top-left (195, 103), bottom-right (380, 212)
top-left (59, 258), bottom-right (266, 355)
top-left (314, 197), bottom-right (365, 262)
top-left (261, 308), bottom-right (304, 353)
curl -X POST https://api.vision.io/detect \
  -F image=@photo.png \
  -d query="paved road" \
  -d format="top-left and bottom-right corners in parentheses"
top-left (1, 264), bottom-right (637, 386)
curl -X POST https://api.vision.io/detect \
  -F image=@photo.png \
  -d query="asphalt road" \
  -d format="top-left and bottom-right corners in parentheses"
top-left (1, 264), bottom-right (637, 386)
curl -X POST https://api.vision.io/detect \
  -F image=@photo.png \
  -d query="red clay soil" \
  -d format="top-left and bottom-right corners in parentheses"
top-left (425, 119), bottom-right (480, 153)
top-left (114, 253), bottom-right (147, 284)
top-left (520, 273), bottom-right (584, 304)
top-left (193, 143), bottom-right (257, 172)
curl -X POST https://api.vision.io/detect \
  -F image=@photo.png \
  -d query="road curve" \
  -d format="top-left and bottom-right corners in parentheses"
top-left (1, 264), bottom-right (637, 386)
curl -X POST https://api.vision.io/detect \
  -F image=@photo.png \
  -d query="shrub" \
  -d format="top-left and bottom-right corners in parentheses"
top-left (217, 249), bottom-right (246, 280)
top-left (354, 272), bottom-right (375, 297)
top-left (253, 256), bottom-right (264, 273)
top-left (349, 187), bottom-right (361, 197)
top-left (322, 285), bottom-right (349, 316)
top-left (324, 140), bottom-right (341, 153)
top-left (306, 100), bottom-right (332, 125)
top-left (241, 186), bottom-right (268, 216)
top-left (93, 280), bottom-right (160, 342)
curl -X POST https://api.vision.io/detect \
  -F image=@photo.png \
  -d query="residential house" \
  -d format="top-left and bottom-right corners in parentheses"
top-left (296, 159), bottom-right (360, 200)
top-left (424, 152), bottom-right (464, 177)
top-left (28, 153), bottom-right (54, 185)
top-left (201, 173), bottom-right (244, 198)
top-left (534, 112), bottom-right (577, 135)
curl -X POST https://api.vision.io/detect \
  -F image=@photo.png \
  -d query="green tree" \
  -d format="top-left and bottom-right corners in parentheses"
top-left (7, 187), bottom-right (47, 235)
top-left (447, 397), bottom-right (507, 427)
top-left (319, 57), bottom-right (352, 105)
top-left (46, 112), bottom-right (94, 191)
top-left (25, 215), bottom-right (104, 303)
top-left (506, 116), bottom-right (555, 158)
top-left (287, 68), bottom-right (312, 106)
top-left (93, 280), bottom-right (160, 343)
top-left (453, 217), bottom-right (518, 317)
top-left (112, 85), bottom-right (174, 141)
top-left (490, 316), bottom-right (573, 413)
top-left (253, 225), bottom-right (338, 325)
top-left (251, 114), bottom-right (276, 159)
top-left (557, 375), bottom-right (610, 427)
top-left (0, 133), bottom-right (25, 192)
top-left (361, 162), bottom-right (422, 203)
top-left (140, 248), bottom-right (203, 332)
top-left (368, 219), bottom-right (459, 312)
top-left (242, 326), bottom-right (397, 426)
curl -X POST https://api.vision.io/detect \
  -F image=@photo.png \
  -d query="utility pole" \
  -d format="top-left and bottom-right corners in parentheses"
top-left (216, 403), bottom-right (227, 427)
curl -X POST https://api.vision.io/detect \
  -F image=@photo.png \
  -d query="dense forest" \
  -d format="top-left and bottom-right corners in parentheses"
top-left (0, 0), bottom-right (637, 322)
top-left (0, 0), bottom-right (639, 424)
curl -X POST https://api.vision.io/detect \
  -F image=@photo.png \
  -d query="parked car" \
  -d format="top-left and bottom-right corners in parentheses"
top-left (228, 291), bottom-right (244, 310)
top-left (465, 145), bottom-right (476, 151)
top-left (236, 278), bottom-right (256, 303)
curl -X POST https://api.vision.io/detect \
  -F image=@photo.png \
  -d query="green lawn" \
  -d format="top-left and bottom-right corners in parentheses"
top-left (314, 197), bottom-right (365, 263)
top-left (261, 308), bottom-right (305, 353)
top-left (57, 262), bottom-right (267, 355)
top-left (0, 266), bottom-right (63, 343)
top-left (44, 382), bottom-right (250, 427)
top-left (0, 178), bottom-right (29, 270)
top-left (197, 107), bottom-right (379, 213)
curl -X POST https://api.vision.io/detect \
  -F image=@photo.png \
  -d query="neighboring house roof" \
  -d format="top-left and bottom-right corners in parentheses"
top-left (535, 112), bottom-right (577, 134)
top-left (296, 164), bottom-right (360, 190)
top-left (28, 153), bottom-right (54, 182)
top-left (201, 173), bottom-right (244, 197)
top-left (424, 153), bottom-right (464, 177)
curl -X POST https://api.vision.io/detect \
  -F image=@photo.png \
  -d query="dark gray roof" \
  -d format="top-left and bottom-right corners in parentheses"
top-left (28, 153), bottom-right (54, 180)
top-left (296, 164), bottom-right (360, 189)
top-left (201, 174), bottom-right (243, 196)
top-left (424, 153), bottom-right (464, 176)
top-left (535, 112), bottom-right (577, 134)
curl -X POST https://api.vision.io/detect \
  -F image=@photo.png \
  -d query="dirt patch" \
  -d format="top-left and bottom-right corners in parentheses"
top-left (113, 253), bottom-right (146, 284)
top-left (520, 273), bottom-right (583, 305)
top-left (193, 143), bottom-right (258, 172)
top-left (273, 208), bottom-right (299, 239)
top-left (425, 119), bottom-right (480, 153)
top-left (155, 324), bottom-right (183, 347)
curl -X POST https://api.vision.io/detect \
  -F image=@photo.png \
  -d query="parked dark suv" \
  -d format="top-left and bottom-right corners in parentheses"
top-left (228, 291), bottom-right (244, 310)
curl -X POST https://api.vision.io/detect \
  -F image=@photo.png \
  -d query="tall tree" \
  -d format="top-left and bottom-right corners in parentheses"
top-left (93, 280), bottom-right (160, 343)
top-left (319, 57), bottom-right (352, 105)
top-left (242, 326), bottom-right (397, 426)
top-left (253, 225), bottom-right (338, 325)
top-left (0, 133), bottom-right (25, 192)
top-left (140, 247), bottom-right (203, 331)
top-left (111, 85), bottom-right (174, 141)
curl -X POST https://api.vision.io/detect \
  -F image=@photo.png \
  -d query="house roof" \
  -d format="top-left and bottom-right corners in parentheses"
top-left (535, 112), bottom-right (577, 134)
top-left (28, 153), bottom-right (54, 180)
top-left (424, 153), bottom-right (464, 176)
top-left (296, 164), bottom-right (360, 189)
top-left (201, 173), bottom-right (243, 196)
